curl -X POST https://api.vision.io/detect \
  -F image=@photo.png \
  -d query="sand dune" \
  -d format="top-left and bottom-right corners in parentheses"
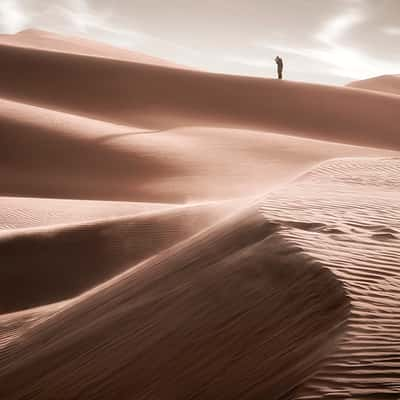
top-left (0, 29), bottom-right (184, 68)
top-left (0, 201), bottom-right (235, 313)
top-left (0, 98), bottom-right (176, 201)
top-left (348, 74), bottom-right (400, 96)
top-left (2, 158), bottom-right (399, 398)
top-left (260, 157), bottom-right (400, 398)
top-left (1, 29), bottom-right (400, 399)
top-left (1, 29), bottom-right (399, 202)
top-left (1, 37), bottom-right (400, 151)
top-left (0, 207), bottom-right (349, 399)
top-left (1, 97), bottom-right (395, 201)
top-left (0, 197), bottom-right (171, 230)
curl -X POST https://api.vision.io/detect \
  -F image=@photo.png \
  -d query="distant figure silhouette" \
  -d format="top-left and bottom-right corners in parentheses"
top-left (275, 56), bottom-right (283, 79)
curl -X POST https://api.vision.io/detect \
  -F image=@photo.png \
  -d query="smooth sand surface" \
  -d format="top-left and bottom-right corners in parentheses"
top-left (0, 29), bottom-right (184, 68)
top-left (0, 29), bottom-right (399, 399)
top-left (348, 74), bottom-right (400, 96)
top-left (1, 39), bottom-right (400, 149)
top-left (1, 98), bottom-right (395, 201)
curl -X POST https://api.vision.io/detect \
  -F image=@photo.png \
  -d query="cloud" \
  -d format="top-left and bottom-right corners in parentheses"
top-left (256, 7), bottom-right (400, 81)
top-left (316, 10), bottom-right (363, 44)
top-left (260, 39), bottom-right (400, 81)
top-left (0, 0), bottom-right (200, 67)
top-left (0, 0), bottom-right (399, 84)
top-left (0, 0), bottom-right (28, 33)
top-left (383, 26), bottom-right (400, 35)
top-left (224, 55), bottom-right (271, 69)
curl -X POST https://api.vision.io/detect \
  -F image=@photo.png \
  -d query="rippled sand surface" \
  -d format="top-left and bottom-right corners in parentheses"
top-left (261, 157), bottom-right (400, 398)
top-left (1, 29), bottom-right (400, 399)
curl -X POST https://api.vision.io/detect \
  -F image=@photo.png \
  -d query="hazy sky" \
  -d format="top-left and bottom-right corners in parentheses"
top-left (1, 0), bottom-right (399, 84)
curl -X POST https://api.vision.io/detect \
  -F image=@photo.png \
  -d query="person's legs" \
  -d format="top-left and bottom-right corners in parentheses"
top-left (278, 69), bottom-right (282, 79)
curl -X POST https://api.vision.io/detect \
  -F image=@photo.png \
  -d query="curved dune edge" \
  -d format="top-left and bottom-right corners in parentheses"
top-left (348, 75), bottom-right (400, 96)
top-left (260, 157), bottom-right (400, 398)
top-left (1, 29), bottom-right (397, 399)
top-left (1, 96), bottom-right (395, 202)
top-left (1, 43), bottom-right (400, 151)
top-left (0, 207), bottom-right (350, 400)
top-left (0, 200), bottom-right (238, 313)
top-left (0, 196), bottom-right (174, 230)
top-left (0, 29), bottom-right (187, 69)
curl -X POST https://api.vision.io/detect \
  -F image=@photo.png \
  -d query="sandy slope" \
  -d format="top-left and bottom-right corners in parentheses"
top-left (0, 200), bottom-right (238, 313)
top-left (1, 40), bottom-right (400, 150)
top-left (1, 29), bottom-right (400, 399)
top-left (260, 157), bottom-right (400, 398)
top-left (0, 207), bottom-right (349, 400)
top-left (0, 98), bottom-right (175, 201)
top-left (0, 29), bottom-right (184, 68)
top-left (0, 98), bottom-right (395, 201)
top-left (1, 29), bottom-right (399, 202)
top-left (2, 157), bottom-right (399, 398)
top-left (348, 74), bottom-right (400, 96)
top-left (0, 197), bottom-right (171, 230)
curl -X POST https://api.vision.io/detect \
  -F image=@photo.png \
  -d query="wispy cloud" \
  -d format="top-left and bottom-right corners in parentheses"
top-left (256, 8), bottom-right (400, 81)
top-left (383, 26), bottom-right (400, 35)
top-left (0, 0), bottom-right (28, 32)
top-left (0, 0), bottom-right (201, 67)
top-left (1, 1), bottom-right (399, 84)
top-left (316, 10), bottom-right (363, 45)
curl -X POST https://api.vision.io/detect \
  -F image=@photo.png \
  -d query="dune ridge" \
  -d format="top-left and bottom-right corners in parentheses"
top-left (1, 29), bottom-right (399, 399)
top-left (0, 200), bottom-right (237, 313)
top-left (0, 29), bottom-right (185, 69)
top-left (1, 96), bottom-right (395, 202)
top-left (348, 75), bottom-right (400, 96)
top-left (1, 42), bottom-right (400, 151)
top-left (0, 206), bottom-right (350, 400)
top-left (1, 30), bottom-right (398, 203)
top-left (0, 196), bottom-right (173, 230)
top-left (260, 157), bottom-right (400, 398)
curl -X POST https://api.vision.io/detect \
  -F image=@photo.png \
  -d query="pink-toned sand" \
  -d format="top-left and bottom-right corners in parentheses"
top-left (348, 74), bottom-right (400, 96)
top-left (0, 29), bottom-right (185, 68)
top-left (0, 29), bottom-right (399, 399)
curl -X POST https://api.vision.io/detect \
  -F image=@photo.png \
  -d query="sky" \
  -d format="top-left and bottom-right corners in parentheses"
top-left (0, 0), bottom-right (399, 85)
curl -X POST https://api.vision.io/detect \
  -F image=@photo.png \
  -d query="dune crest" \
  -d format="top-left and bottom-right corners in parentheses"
top-left (1, 29), bottom-right (399, 399)
top-left (0, 207), bottom-right (349, 399)
top-left (0, 38), bottom-right (400, 150)
top-left (0, 29), bottom-right (185, 68)
top-left (348, 74), bottom-right (400, 96)
top-left (1, 97), bottom-right (395, 201)
top-left (261, 157), bottom-right (400, 397)
top-left (0, 201), bottom-right (237, 313)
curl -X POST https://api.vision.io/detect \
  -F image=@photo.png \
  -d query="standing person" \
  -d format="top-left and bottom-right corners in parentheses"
top-left (274, 56), bottom-right (283, 79)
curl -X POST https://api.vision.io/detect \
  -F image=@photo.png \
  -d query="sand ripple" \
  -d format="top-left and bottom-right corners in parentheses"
top-left (261, 157), bottom-right (400, 398)
top-left (0, 208), bottom-right (349, 399)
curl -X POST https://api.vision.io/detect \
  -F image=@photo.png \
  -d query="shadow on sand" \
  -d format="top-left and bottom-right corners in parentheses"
top-left (95, 130), bottom-right (165, 143)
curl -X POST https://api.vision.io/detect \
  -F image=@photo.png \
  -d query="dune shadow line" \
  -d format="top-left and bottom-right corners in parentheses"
top-left (96, 129), bottom-right (165, 143)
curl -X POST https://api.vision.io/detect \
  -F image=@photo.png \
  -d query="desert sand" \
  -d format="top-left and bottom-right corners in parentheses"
top-left (348, 74), bottom-right (400, 96)
top-left (0, 29), bottom-right (399, 399)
